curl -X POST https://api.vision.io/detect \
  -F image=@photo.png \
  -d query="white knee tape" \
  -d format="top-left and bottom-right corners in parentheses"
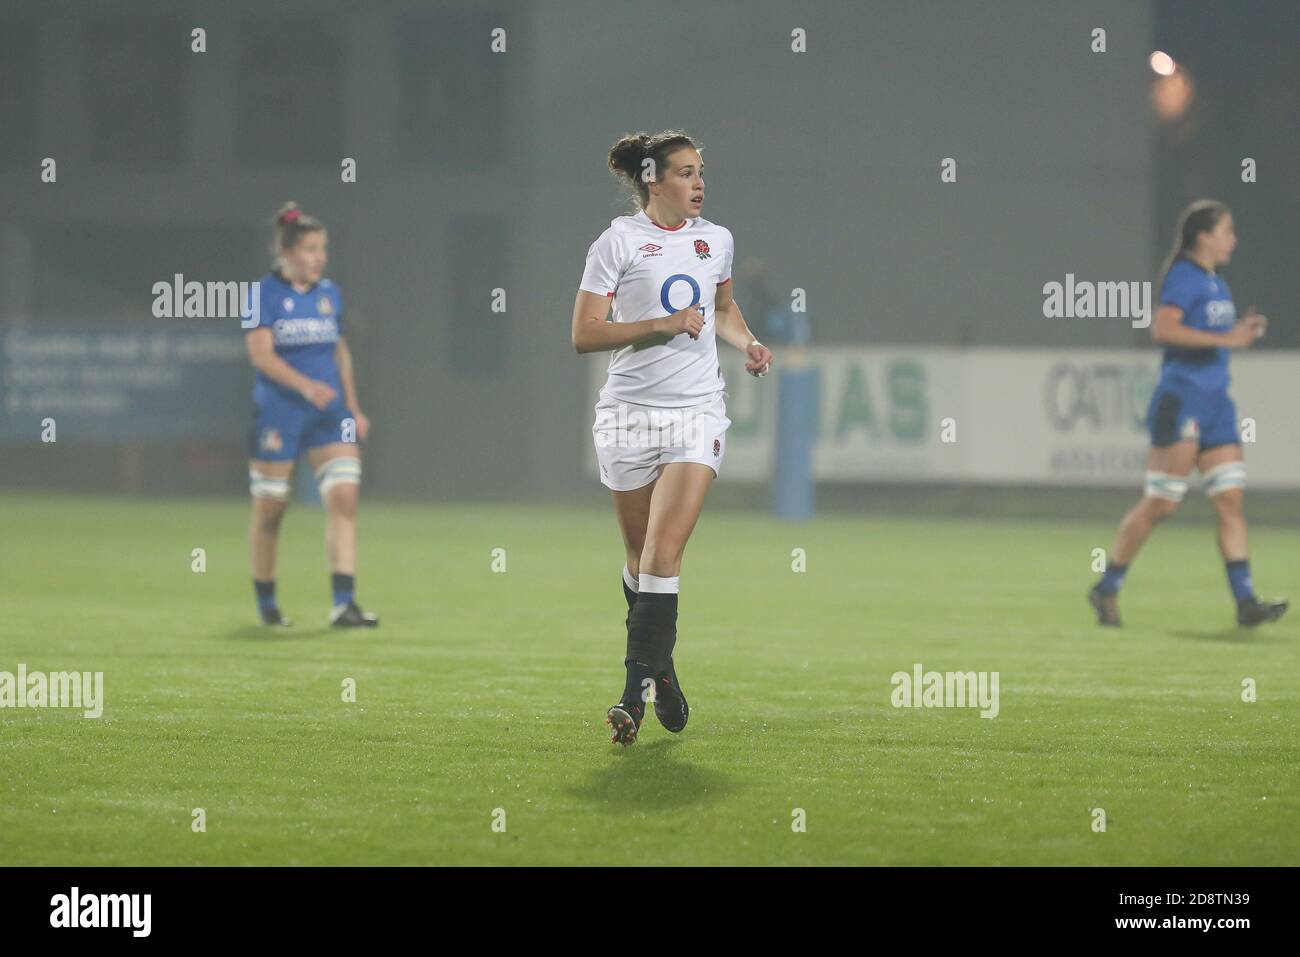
top-left (316, 457), bottom-right (361, 495)
top-left (1203, 460), bottom-right (1246, 496)
top-left (249, 469), bottom-right (290, 501)
top-left (1145, 471), bottom-right (1189, 502)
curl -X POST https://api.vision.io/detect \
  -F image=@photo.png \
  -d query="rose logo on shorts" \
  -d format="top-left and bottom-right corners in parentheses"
top-left (260, 427), bottom-right (283, 453)
top-left (694, 239), bottom-right (711, 260)
top-left (1181, 418), bottom-right (1200, 440)
top-left (712, 438), bottom-right (721, 456)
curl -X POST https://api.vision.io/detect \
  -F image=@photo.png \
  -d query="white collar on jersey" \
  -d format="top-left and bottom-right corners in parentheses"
top-left (634, 209), bottom-right (696, 232)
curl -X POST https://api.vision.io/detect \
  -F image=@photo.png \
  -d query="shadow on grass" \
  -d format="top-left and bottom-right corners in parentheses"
top-left (1168, 627), bottom-right (1289, 644)
top-left (565, 737), bottom-right (738, 812)
top-left (223, 624), bottom-right (336, 642)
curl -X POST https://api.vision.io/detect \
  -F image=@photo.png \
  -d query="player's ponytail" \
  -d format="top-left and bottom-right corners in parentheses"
top-left (1157, 199), bottom-right (1229, 290)
top-left (271, 201), bottom-right (324, 265)
top-left (606, 130), bottom-right (699, 210)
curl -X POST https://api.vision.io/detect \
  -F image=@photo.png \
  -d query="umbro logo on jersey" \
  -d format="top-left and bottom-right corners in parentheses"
top-left (639, 243), bottom-right (663, 257)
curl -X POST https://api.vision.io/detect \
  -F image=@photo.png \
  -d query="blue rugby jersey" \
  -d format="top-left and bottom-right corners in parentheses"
top-left (1158, 258), bottom-right (1236, 392)
top-left (242, 271), bottom-right (344, 403)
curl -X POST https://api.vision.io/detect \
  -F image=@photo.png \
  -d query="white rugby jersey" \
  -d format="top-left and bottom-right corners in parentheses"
top-left (579, 209), bottom-right (734, 407)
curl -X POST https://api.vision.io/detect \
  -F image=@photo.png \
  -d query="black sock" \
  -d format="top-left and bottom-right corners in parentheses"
top-left (626, 591), bottom-right (677, 675)
top-left (254, 579), bottom-right (277, 612)
top-left (331, 573), bottom-right (355, 607)
top-left (622, 576), bottom-right (637, 630)
top-left (1225, 560), bottom-right (1254, 603)
top-left (620, 660), bottom-right (657, 714)
top-left (1097, 563), bottom-right (1128, 596)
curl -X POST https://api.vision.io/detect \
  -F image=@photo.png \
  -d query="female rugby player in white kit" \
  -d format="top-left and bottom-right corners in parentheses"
top-left (571, 131), bottom-right (774, 746)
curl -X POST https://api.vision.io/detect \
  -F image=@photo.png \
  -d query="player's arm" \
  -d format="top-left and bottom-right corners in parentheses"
top-left (335, 336), bottom-right (361, 411)
top-left (244, 328), bottom-right (336, 409)
top-left (335, 336), bottom-right (370, 439)
top-left (1151, 304), bottom-right (1265, 348)
top-left (571, 290), bottom-right (703, 353)
top-left (714, 281), bottom-right (773, 377)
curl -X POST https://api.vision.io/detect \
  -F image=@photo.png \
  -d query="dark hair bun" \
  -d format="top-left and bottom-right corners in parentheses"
top-left (608, 133), bottom-right (650, 180)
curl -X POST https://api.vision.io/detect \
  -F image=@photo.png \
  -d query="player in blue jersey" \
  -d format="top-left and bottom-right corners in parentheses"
top-left (1090, 200), bottom-right (1287, 628)
top-left (243, 202), bottom-right (378, 628)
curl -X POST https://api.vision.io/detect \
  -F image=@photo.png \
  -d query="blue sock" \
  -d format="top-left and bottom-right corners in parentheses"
top-left (1097, 563), bottom-right (1128, 595)
top-left (254, 579), bottom-right (277, 612)
top-left (331, 573), bottom-right (355, 607)
top-left (1225, 560), bottom-right (1254, 602)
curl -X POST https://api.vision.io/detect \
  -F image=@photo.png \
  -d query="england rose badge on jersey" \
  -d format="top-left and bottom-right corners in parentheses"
top-left (694, 239), bottom-right (711, 260)
top-left (318, 295), bottom-right (333, 315)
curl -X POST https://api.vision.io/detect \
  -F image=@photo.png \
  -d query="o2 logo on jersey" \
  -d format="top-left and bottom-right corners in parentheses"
top-left (694, 239), bottom-right (711, 260)
top-left (1205, 300), bottom-right (1235, 327)
top-left (661, 274), bottom-right (704, 318)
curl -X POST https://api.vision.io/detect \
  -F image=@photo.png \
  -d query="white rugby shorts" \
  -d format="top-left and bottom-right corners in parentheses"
top-left (592, 388), bottom-right (730, 491)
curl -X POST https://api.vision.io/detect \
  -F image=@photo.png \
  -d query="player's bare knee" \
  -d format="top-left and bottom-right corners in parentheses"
top-left (253, 498), bottom-right (288, 534)
top-left (1211, 486), bottom-right (1244, 518)
top-left (326, 486), bottom-right (359, 520)
top-left (1142, 496), bottom-right (1180, 523)
top-left (639, 541), bottom-right (683, 577)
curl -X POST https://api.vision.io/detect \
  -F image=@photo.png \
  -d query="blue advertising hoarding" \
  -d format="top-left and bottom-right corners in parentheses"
top-left (1, 323), bottom-right (252, 442)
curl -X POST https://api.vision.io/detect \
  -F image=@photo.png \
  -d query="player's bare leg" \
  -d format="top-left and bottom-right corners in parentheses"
top-left (1199, 444), bottom-right (1287, 626)
top-left (641, 461), bottom-right (713, 576)
top-left (1090, 441), bottom-right (1197, 626)
top-left (309, 442), bottom-right (377, 628)
top-left (317, 453), bottom-right (358, 578)
top-left (612, 478), bottom-right (654, 618)
top-left (1201, 445), bottom-right (1248, 562)
top-left (1110, 441), bottom-right (1199, 564)
top-left (249, 458), bottom-right (294, 626)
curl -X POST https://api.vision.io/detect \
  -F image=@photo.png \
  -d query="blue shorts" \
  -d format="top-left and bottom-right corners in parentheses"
top-left (1146, 381), bottom-right (1239, 449)
top-left (249, 393), bottom-right (354, 462)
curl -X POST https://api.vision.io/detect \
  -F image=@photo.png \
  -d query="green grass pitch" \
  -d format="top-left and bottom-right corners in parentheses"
top-left (2, 492), bottom-right (1296, 865)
